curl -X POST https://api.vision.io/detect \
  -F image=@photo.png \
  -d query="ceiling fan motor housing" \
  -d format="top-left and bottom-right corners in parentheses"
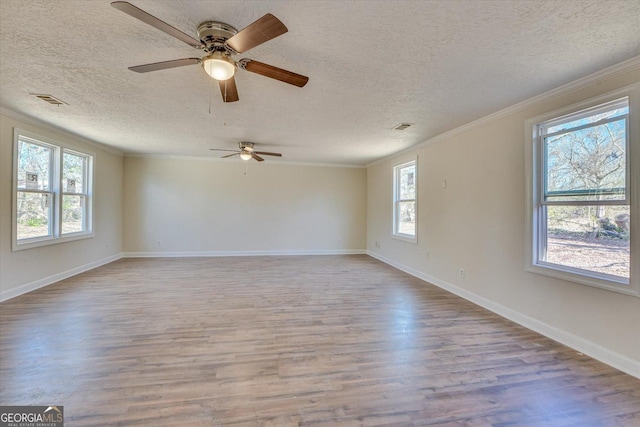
top-left (197, 21), bottom-right (238, 52)
top-left (239, 142), bottom-right (255, 151)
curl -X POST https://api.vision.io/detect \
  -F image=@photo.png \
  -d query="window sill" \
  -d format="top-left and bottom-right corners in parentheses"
top-left (526, 262), bottom-right (639, 297)
top-left (392, 233), bottom-right (418, 244)
top-left (13, 231), bottom-right (94, 252)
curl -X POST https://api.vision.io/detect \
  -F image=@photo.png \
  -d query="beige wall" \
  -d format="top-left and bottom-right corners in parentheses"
top-left (0, 111), bottom-right (124, 300)
top-left (367, 68), bottom-right (640, 375)
top-left (123, 157), bottom-right (366, 254)
top-left (2, 64), bottom-right (637, 377)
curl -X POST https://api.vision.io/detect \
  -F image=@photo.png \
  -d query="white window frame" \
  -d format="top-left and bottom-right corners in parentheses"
top-left (392, 158), bottom-right (418, 243)
top-left (524, 85), bottom-right (640, 297)
top-left (12, 128), bottom-right (95, 251)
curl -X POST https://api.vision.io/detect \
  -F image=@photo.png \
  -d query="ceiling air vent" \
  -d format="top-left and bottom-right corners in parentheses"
top-left (393, 122), bottom-right (413, 131)
top-left (30, 93), bottom-right (68, 106)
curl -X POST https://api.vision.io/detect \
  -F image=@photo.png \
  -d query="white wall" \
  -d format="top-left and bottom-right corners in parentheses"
top-left (0, 110), bottom-right (124, 301)
top-left (367, 66), bottom-right (640, 377)
top-left (123, 157), bottom-right (366, 255)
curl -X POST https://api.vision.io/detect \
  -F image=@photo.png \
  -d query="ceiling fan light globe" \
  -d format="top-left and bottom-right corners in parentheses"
top-left (202, 53), bottom-right (236, 81)
top-left (239, 151), bottom-right (252, 161)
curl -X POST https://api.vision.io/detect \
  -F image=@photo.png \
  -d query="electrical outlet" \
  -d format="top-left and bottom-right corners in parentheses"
top-left (459, 268), bottom-right (465, 278)
top-left (375, 241), bottom-right (380, 248)
top-left (425, 252), bottom-right (430, 261)
top-left (157, 240), bottom-right (161, 247)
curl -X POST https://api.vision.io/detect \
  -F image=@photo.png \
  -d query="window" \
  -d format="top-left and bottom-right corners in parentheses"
top-left (13, 129), bottom-right (94, 250)
top-left (526, 88), bottom-right (639, 296)
top-left (393, 159), bottom-right (417, 242)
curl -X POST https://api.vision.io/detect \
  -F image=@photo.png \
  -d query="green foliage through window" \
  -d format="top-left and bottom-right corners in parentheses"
top-left (537, 98), bottom-right (629, 280)
top-left (13, 130), bottom-right (93, 248)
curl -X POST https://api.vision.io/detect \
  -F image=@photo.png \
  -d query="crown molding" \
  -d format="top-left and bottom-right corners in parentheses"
top-left (0, 106), bottom-right (124, 157)
top-left (123, 152), bottom-right (366, 168)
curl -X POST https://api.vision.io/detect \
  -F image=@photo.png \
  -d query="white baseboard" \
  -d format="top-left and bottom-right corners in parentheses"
top-left (0, 253), bottom-right (123, 302)
top-left (7, 248), bottom-right (635, 378)
top-left (0, 250), bottom-right (364, 301)
top-left (123, 249), bottom-right (367, 258)
top-left (366, 250), bottom-right (640, 380)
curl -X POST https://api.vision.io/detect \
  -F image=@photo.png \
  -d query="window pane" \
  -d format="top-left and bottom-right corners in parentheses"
top-left (16, 191), bottom-right (52, 240)
top-left (399, 165), bottom-right (415, 199)
top-left (544, 205), bottom-right (629, 278)
top-left (546, 106), bottom-right (628, 134)
top-left (17, 140), bottom-right (52, 191)
top-left (63, 151), bottom-right (86, 193)
top-left (62, 195), bottom-right (86, 234)
top-left (544, 118), bottom-right (626, 201)
top-left (397, 201), bottom-right (415, 235)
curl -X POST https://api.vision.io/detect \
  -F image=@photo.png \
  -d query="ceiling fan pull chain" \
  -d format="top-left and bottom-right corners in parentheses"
top-left (209, 78), bottom-right (213, 114)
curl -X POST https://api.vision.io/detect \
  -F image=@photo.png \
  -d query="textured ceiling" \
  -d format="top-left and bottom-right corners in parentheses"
top-left (1, 0), bottom-right (639, 165)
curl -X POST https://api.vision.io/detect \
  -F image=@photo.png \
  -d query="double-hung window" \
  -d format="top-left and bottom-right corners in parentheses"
top-left (393, 159), bottom-right (417, 242)
top-left (13, 129), bottom-right (94, 250)
top-left (526, 89), bottom-right (639, 296)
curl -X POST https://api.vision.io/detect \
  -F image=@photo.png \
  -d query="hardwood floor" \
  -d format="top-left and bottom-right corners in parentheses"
top-left (1, 255), bottom-right (639, 426)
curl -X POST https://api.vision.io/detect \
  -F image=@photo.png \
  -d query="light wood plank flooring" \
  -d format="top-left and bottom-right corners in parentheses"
top-left (1, 255), bottom-right (639, 426)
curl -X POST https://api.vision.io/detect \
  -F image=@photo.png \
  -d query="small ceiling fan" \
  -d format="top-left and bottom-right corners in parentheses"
top-left (111, 1), bottom-right (309, 102)
top-left (210, 142), bottom-right (282, 162)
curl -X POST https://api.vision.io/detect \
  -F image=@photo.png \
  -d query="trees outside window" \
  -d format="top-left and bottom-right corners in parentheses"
top-left (62, 151), bottom-right (90, 235)
top-left (16, 140), bottom-right (54, 240)
top-left (527, 94), bottom-right (637, 294)
top-left (393, 160), bottom-right (417, 242)
top-left (13, 130), bottom-right (94, 250)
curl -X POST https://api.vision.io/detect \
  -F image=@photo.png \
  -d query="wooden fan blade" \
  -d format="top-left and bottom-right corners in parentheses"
top-left (129, 58), bottom-right (200, 73)
top-left (210, 148), bottom-right (241, 152)
top-left (242, 59), bottom-right (308, 87)
top-left (219, 77), bottom-right (239, 102)
top-left (251, 153), bottom-right (265, 162)
top-left (226, 14), bottom-right (287, 54)
top-left (221, 152), bottom-right (240, 158)
top-left (111, 1), bottom-right (201, 48)
top-left (254, 151), bottom-right (282, 157)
